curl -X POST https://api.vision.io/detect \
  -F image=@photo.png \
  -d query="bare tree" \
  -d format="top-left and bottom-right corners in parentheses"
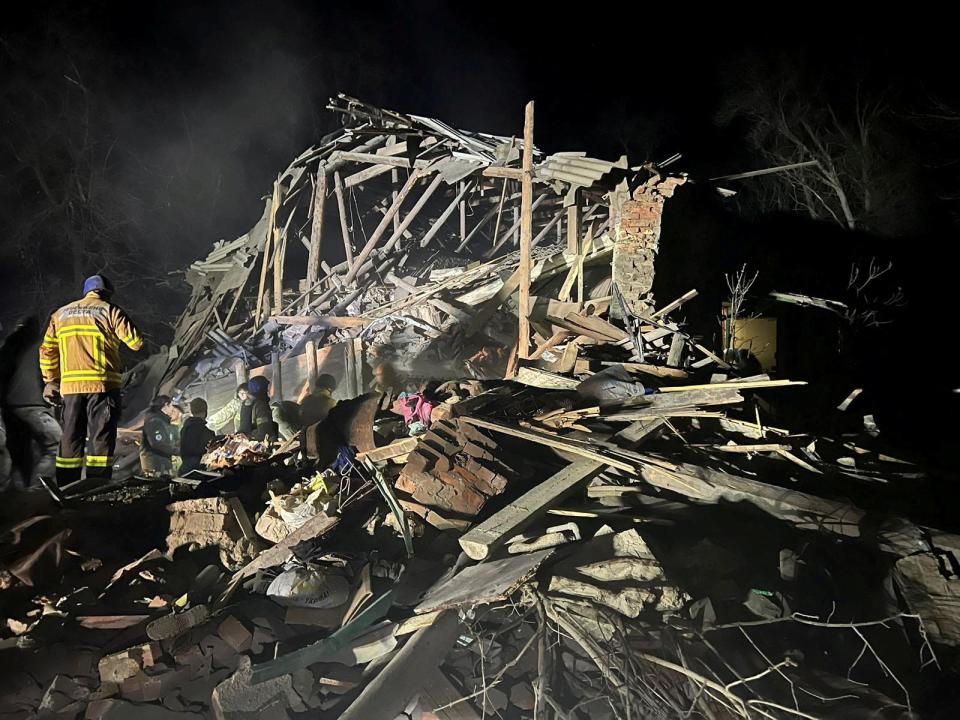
top-left (723, 264), bottom-right (759, 349)
top-left (716, 54), bottom-right (909, 233)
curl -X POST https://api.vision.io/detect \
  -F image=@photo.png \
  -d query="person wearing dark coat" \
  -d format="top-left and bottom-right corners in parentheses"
top-left (243, 376), bottom-right (278, 442)
top-left (140, 395), bottom-right (180, 477)
top-left (180, 398), bottom-right (215, 475)
top-left (0, 316), bottom-right (62, 489)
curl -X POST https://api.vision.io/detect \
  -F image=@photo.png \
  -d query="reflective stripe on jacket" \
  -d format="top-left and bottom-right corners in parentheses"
top-left (39, 292), bottom-right (143, 394)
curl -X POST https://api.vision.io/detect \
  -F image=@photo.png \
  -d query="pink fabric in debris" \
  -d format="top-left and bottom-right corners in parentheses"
top-left (398, 393), bottom-right (434, 426)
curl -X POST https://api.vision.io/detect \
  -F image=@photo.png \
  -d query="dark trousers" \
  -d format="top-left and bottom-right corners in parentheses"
top-left (56, 390), bottom-right (121, 486)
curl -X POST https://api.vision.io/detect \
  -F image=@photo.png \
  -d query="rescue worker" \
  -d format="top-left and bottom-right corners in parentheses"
top-left (206, 383), bottom-right (249, 434)
top-left (39, 274), bottom-right (142, 488)
top-left (180, 398), bottom-right (215, 475)
top-left (0, 316), bottom-right (62, 488)
top-left (298, 373), bottom-right (338, 427)
top-left (242, 376), bottom-right (278, 441)
top-left (140, 395), bottom-right (180, 477)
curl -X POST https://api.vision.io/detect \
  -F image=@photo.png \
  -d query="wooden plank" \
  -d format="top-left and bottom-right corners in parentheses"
top-left (356, 437), bottom-right (420, 463)
top-left (566, 190), bottom-right (581, 254)
top-left (396, 609), bottom-right (443, 637)
top-left (482, 166), bottom-right (524, 180)
top-left (417, 550), bottom-right (553, 614)
top-left (666, 332), bottom-right (686, 367)
top-left (333, 171), bottom-right (354, 269)
top-left (657, 379), bottom-right (806, 393)
top-left (529, 330), bottom-right (570, 361)
top-left (514, 366), bottom-right (579, 390)
top-left (616, 417), bottom-right (666, 444)
top-left (344, 170), bottom-right (422, 284)
top-left (651, 289), bottom-right (698, 320)
top-left (518, 101), bottom-right (535, 360)
top-left (459, 460), bottom-right (603, 560)
top-left (306, 172), bottom-right (326, 295)
top-left (271, 315), bottom-right (370, 328)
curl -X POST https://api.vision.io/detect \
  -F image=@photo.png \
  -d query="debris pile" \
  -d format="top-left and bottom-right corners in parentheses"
top-left (2, 97), bottom-right (959, 720)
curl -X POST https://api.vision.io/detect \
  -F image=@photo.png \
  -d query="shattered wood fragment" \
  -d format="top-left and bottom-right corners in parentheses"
top-left (459, 460), bottom-right (603, 560)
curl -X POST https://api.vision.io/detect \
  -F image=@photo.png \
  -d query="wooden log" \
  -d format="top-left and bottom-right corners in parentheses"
top-left (306, 172), bottom-right (326, 298)
top-left (271, 350), bottom-right (283, 400)
top-left (459, 460), bottom-right (603, 560)
top-left (518, 101), bottom-right (535, 360)
top-left (253, 182), bottom-right (278, 328)
top-left (234, 359), bottom-right (248, 386)
top-left (333, 171), bottom-right (353, 269)
top-left (356, 437), bottom-right (420, 463)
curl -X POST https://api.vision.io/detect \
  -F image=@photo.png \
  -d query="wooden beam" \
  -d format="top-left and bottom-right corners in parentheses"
top-left (454, 201), bottom-right (500, 253)
top-left (343, 170), bottom-right (422, 285)
top-left (306, 172), bottom-right (326, 298)
top-left (271, 350), bottom-right (283, 400)
top-left (486, 194), bottom-right (546, 258)
top-left (380, 174), bottom-right (445, 255)
top-left (419, 180), bottom-right (473, 248)
top-left (518, 101), bottom-right (535, 361)
top-left (657, 379), bottom-right (806, 393)
top-left (652, 289), bottom-right (699, 320)
top-left (566, 190), bottom-right (581, 254)
top-left (305, 339), bottom-right (318, 387)
top-left (482, 166), bottom-right (524, 180)
top-left (333, 171), bottom-right (354, 270)
top-left (253, 181), bottom-right (278, 328)
top-left (459, 460), bottom-right (603, 561)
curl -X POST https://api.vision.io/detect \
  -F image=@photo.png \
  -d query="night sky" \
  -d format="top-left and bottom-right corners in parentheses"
top-left (2, 4), bottom-right (957, 334)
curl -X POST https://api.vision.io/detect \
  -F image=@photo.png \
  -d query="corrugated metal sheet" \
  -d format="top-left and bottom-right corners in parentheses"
top-left (537, 152), bottom-right (629, 188)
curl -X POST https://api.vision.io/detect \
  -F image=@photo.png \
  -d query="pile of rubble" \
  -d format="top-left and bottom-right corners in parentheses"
top-left (2, 97), bottom-right (959, 720)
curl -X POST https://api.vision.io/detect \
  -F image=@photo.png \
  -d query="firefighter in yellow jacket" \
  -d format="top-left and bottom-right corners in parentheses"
top-left (39, 275), bottom-right (143, 487)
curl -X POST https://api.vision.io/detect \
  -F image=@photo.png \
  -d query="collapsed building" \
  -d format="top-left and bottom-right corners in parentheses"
top-left (2, 96), bottom-right (959, 720)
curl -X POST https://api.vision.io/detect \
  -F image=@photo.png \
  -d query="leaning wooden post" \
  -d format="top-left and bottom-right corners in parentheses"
top-left (271, 350), bottom-right (283, 400)
top-left (305, 339), bottom-right (318, 387)
top-left (333, 171), bottom-right (353, 270)
top-left (234, 358), bottom-right (249, 387)
top-left (306, 170), bottom-right (326, 306)
top-left (518, 100), bottom-right (535, 360)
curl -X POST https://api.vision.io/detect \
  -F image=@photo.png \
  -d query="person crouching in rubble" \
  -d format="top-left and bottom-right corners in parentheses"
top-left (140, 395), bottom-right (181, 478)
top-left (206, 382), bottom-right (249, 434)
top-left (180, 398), bottom-right (215, 475)
top-left (0, 316), bottom-right (62, 490)
top-left (241, 376), bottom-right (278, 442)
top-left (298, 373), bottom-right (337, 427)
